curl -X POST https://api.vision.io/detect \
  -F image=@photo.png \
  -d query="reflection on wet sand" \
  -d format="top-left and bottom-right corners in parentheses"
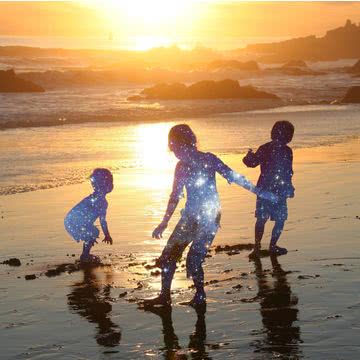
top-left (251, 256), bottom-right (302, 358)
top-left (67, 267), bottom-right (121, 347)
top-left (144, 305), bottom-right (210, 360)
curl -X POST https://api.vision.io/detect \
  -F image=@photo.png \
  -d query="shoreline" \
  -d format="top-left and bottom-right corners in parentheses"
top-left (2, 100), bottom-right (359, 132)
top-left (0, 133), bottom-right (358, 197)
top-left (0, 98), bottom-right (285, 130)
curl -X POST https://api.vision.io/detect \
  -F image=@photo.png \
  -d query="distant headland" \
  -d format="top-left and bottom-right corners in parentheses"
top-left (238, 20), bottom-right (360, 62)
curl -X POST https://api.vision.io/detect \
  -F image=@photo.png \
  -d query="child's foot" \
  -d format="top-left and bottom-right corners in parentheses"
top-left (80, 254), bottom-right (101, 264)
top-left (143, 294), bottom-right (171, 307)
top-left (189, 291), bottom-right (207, 308)
top-left (249, 249), bottom-right (260, 260)
top-left (269, 245), bottom-right (288, 256)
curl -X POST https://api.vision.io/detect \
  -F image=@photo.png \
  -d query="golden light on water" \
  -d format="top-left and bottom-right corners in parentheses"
top-left (134, 123), bottom-right (175, 170)
top-left (132, 123), bottom-right (177, 189)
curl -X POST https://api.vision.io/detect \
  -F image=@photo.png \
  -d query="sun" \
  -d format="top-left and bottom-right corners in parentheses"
top-left (80, 0), bottom-right (203, 50)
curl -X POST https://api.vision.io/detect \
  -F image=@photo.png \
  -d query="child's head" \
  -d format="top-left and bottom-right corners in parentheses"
top-left (168, 124), bottom-right (197, 158)
top-left (271, 121), bottom-right (295, 144)
top-left (90, 168), bottom-right (113, 194)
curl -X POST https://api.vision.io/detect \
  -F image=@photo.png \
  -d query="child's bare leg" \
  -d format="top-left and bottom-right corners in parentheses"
top-left (250, 219), bottom-right (266, 258)
top-left (192, 267), bottom-right (205, 302)
top-left (160, 261), bottom-right (177, 299)
top-left (270, 220), bottom-right (286, 254)
top-left (144, 260), bottom-right (176, 306)
top-left (80, 239), bottom-right (97, 261)
top-left (255, 219), bottom-right (266, 250)
top-left (187, 246), bottom-right (207, 305)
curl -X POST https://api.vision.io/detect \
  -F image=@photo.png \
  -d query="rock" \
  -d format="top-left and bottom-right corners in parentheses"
top-left (150, 270), bottom-right (161, 277)
top-left (266, 63), bottom-right (323, 76)
top-left (215, 243), bottom-right (254, 253)
top-left (144, 263), bottom-right (157, 270)
top-left (223, 269), bottom-right (232, 273)
top-left (0, 69), bottom-right (44, 93)
top-left (282, 60), bottom-right (308, 68)
top-left (127, 95), bottom-right (144, 101)
top-left (2, 258), bottom-right (21, 267)
top-left (25, 274), bottom-right (36, 280)
top-left (347, 59), bottom-right (360, 74)
top-left (140, 79), bottom-right (278, 100)
top-left (207, 60), bottom-right (260, 71)
top-left (119, 292), bottom-right (128, 298)
top-left (298, 274), bottom-right (320, 280)
top-left (342, 86), bottom-right (360, 103)
top-left (232, 284), bottom-right (243, 290)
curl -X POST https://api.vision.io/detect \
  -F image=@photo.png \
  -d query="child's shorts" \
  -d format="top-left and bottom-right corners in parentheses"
top-left (157, 212), bottom-right (221, 278)
top-left (64, 217), bottom-right (100, 243)
top-left (255, 197), bottom-right (288, 222)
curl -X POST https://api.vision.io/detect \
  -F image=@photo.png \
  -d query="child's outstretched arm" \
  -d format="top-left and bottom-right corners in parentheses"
top-left (212, 154), bottom-right (278, 203)
top-left (99, 201), bottom-right (112, 245)
top-left (152, 163), bottom-right (185, 239)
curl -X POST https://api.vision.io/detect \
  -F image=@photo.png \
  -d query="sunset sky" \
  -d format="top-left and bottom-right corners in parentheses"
top-left (0, 1), bottom-right (360, 50)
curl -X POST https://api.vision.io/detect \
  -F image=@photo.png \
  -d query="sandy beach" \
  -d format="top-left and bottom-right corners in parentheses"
top-left (1, 135), bottom-right (359, 359)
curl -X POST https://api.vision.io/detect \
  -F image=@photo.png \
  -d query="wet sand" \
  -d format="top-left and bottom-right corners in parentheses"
top-left (0, 138), bottom-right (360, 359)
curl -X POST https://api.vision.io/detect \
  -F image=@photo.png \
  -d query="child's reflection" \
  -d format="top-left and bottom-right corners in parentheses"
top-left (144, 305), bottom-right (210, 360)
top-left (252, 256), bottom-right (301, 358)
top-left (67, 266), bottom-right (121, 347)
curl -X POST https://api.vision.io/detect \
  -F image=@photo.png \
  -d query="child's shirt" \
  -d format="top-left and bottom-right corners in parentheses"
top-left (169, 151), bottom-right (238, 221)
top-left (65, 193), bottom-right (108, 229)
top-left (243, 141), bottom-right (294, 198)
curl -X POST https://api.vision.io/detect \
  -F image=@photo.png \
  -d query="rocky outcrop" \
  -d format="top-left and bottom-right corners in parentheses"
top-left (265, 60), bottom-right (324, 76)
top-left (132, 79), bottom-right (278, 100)
top-left (207, 60), bottom-right (260, 71)
top-left (347, 59), bottom-right (360, 74)
top-left (282, 60), bottom-right (308, 68)
top-left (242, 20), bottom-right (360, 62)
top-left (0, 69), bottom-right (44, 92)
top-left (342, 86), bottom-right (360, 103)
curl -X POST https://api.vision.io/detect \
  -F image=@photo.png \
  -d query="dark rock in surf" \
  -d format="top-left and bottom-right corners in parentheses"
top-left (342, 86), bottom-right (360, 103)
top-left (207, 60), bottom-right (260, 71)
top-left (2, 258), bottom-right (21, 267)
top-left (25, 274), bottom-right (36, 280)
top-left (140, 79), bottom-right (279, 100)
top-left (0, 69), bottom-right (44, 93)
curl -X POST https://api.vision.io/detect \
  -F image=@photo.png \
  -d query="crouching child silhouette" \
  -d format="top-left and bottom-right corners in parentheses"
top-left (64, 168), bottom-right (113, 263)
top-left (144, 124), bottom-right (278, 307)
top-left (243, 121), bottom-right (295, 258)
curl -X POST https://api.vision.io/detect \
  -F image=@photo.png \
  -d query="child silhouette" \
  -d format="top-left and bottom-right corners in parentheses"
top-left (64, 168), bottom-right (113, 263)
top-left (243, 121), bottom-right (295, 257)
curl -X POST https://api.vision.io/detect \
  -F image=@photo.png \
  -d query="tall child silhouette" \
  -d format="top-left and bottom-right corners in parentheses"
top-left (145, 124), bottom-right (277, 307)
top-left (243, 121), bottom-right (295, 257)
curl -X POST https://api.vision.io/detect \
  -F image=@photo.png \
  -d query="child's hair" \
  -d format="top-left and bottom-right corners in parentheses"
top-left (90, 168), bottom-right (113, 193)
top-left (168, 124), bottom-right (197, 150)
top-left (271, 121), bottom-right (295, 144)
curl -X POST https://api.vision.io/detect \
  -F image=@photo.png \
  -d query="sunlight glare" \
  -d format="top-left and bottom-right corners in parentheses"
top-left (84, 0), bottom-right (194, 28)
top-left (134, 123), bottom-right (175, 170)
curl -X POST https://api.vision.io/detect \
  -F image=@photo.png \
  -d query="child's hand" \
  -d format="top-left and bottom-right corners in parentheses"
top-left (102, 235), bottom-right (113, 245)
top-left (258, 189), bottom-right (279, 203)
top-left (152, 221), bottom-right (168, 239)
